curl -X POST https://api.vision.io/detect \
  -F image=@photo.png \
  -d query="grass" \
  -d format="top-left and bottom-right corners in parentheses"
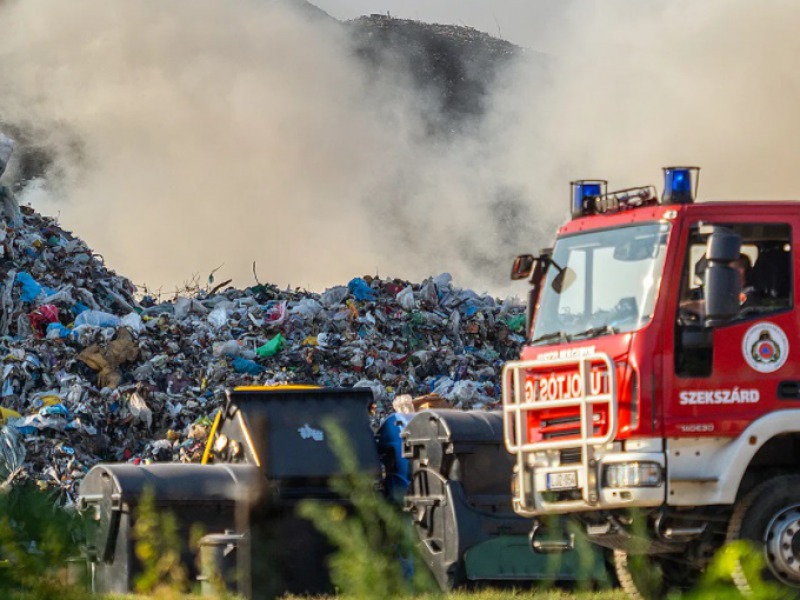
top-left (281, 589), bottom-right (625, 600)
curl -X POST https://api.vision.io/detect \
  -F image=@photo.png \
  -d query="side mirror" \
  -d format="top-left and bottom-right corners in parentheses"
top-left (511, 254), bottom-right (536, 280)
top-left (704, 227), bottom-right (742, 325)
top-left (551, 266), bottom-right (576, 293)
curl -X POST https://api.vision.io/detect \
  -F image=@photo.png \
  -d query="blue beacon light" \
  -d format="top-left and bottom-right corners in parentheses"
top-left (571, 180), bottom-right (607, 217)
top-left (662, 166), bottom-right (700, 204)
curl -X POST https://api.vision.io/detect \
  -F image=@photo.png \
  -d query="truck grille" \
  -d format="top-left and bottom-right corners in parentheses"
top-left (559, 448), bottom-right (582, 464)
top-left (539, 412), bottom-right (605, 441)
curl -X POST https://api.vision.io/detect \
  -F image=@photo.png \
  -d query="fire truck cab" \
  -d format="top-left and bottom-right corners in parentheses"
top-left (504, 168), bottom-right (800, 595)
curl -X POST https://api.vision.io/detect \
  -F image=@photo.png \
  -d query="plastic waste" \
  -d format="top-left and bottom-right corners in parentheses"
top-left (256, 334), bottom-right (285, 358)
top-left (129, 391), bottom-right (153, 429)
top-left (28, 304), bottom-right (60, 337)
top-left (120, 312), bottom-right (144, 334)
top-left (212, 340), bottom-right (254, 359)
top-left (74, 310), bottom-right (121, 329)
top-left (0, 192), bottom-right (526, 501)
top-left (15, 272), bottom-right (43, 303)
top-left (207, 306), bottom-right (228, 329)
top-left (348, 277), bottom-right (377, 302)
top-left (397, 286), bottom-right (416, 311)
top-left (263, 300), bottom-right (288, 326)
top-left (505, 314), bottom-right (526, 333)
top-left (320, 286), bottom-right (349, 308)
top-left (290, 298), bottom-right (323, 320)
top-left (0, 426), bottom-right (25, 480)
top-left (174, 297), bottom-right (208, 319)
top-left (232, 357), bottom-right (265, 375)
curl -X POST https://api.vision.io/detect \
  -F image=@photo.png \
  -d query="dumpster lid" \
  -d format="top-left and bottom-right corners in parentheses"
top-left (204, 387), bottom-right (379, 479)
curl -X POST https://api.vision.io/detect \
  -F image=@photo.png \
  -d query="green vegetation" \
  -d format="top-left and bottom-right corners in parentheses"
top-left (0, 439), bottom-right (791, 600)
top-left (0, 484), bottom-right (87, 600)
top-left (297, 421), bottom-right (438, 599)
top-left (131, 487), bottom-right (188, 596)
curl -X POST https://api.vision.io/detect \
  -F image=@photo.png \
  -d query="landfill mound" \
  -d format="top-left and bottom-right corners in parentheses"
top-left (0, 142), bottom-right (525, 502)
top-left (348, 14), bottom-right (520, 131)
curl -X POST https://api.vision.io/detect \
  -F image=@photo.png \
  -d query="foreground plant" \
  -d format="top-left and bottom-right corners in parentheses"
top-left (298, 421), bottom-right (439, 600)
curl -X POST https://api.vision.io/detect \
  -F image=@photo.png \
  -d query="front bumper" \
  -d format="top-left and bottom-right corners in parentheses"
top-left (503, 353), bottom-right (665, 517)
top-left (514, 447), bottom-right (666, 516)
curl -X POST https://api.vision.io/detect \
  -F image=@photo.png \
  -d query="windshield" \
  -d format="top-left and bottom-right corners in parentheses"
top-left (531, 223), bottom-right (670, 344)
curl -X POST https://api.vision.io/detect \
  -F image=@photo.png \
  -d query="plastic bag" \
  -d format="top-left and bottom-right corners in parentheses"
top-left (256, 334), bottom-right (285, 358)
top-left (174, 297), bottom-right (208, 319)
top-left (207, 306), bottom-right (228, 329)
top-left (433, 272), bottom-right (453, 290)
top-left (129, 391), bottom-right (153, 429)
top-left (74, 310), bottom-right (120, 329)
top-left (263, 300), bottom-right (288, 326)
top-left (15, 272), bottom-right (42, 303)
top-left (232, 357), bottom-right (265, 375)
top-left (348, 277), bottom-right (377, 302)
top-left (419, 278), bottom-right (438, 307)
top-left (120, 312), bottom-right (144, 333)
top-left (212, 340), bottom-right (253, 358)
top-left (290, 298), bottom-right (323, 320)
top-left (397, 286), bottom-right (416, 311)
top-left (46, 322), bottom-right (72, 340)
top-left (320, 286), bottom-right (349, 308)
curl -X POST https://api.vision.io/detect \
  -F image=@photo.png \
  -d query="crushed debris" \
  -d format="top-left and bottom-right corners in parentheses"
top-left (0, 135), bottom-right (526, 502)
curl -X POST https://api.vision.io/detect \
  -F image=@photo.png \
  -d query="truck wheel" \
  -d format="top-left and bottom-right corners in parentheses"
top-left (727, 474), bottom-right (800, 590)
top-left (613, 550), bottom-right (698, 600)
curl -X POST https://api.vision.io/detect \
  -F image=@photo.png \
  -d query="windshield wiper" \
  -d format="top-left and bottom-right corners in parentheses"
top-left (570, 325), bottom-right (618, 341)
top-left (531, 331), bottom-right (570, 345)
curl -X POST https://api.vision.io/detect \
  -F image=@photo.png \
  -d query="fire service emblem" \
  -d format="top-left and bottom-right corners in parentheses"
top-left (742, 323), bottom-right (789, 373)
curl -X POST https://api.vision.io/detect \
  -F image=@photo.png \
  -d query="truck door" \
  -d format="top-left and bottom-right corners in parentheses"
top-left (665, 220), bottom-right (797, 438)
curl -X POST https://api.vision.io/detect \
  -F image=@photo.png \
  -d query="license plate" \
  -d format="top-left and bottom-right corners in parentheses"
top-left (547, 471), bottom-right (578, 490)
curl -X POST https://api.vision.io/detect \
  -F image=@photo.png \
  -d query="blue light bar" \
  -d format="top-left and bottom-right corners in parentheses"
top-left (571, 180), bottom-right (607, 217)
top-left (662, 166), bottom-right (700, 204)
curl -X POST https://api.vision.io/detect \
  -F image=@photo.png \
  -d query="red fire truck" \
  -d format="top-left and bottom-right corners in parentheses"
top-left (503, 167), bottom-right (799, 596)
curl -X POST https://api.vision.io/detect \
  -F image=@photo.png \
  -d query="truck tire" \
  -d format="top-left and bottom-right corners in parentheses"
top-left (727, 474), bottom-right (800, 591)
top-left (613, 550), bottom-right (699, 600)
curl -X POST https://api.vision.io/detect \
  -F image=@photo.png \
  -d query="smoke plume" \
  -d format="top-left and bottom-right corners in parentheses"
top-left (0, 0), bottom-right (797, 296)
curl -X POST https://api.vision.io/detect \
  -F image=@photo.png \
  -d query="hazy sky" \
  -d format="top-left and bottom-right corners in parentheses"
top-left (5, 0), bottom-right (800, 296)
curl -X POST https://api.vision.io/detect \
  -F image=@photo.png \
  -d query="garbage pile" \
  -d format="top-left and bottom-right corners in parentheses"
top-left (0, 141), bottom-right (526, 502)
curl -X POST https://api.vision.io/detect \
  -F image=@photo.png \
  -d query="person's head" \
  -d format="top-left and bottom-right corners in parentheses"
top-left (733, 253), bottom-right (752, 286)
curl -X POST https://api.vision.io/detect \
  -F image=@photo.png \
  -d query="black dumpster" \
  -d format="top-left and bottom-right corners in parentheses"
top-left (79, 463), bottom-right (257, 595)
top-left (403, 409), bottom-right (605, 590)
top-left (208, 386), bottom-right (381, 599)
top-left (79, 386), bottom-right (381, 598)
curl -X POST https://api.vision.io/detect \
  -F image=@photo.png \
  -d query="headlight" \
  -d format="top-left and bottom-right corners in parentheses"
top-left (603, 462), bottom-right (663, 488)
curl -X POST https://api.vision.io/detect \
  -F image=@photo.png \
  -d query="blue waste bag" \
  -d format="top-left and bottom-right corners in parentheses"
top-left (15, 272), bottom-right (42, 303)
top-left (71, 302), bottom-right (90, 316)
top-left (232, 356), bottom-right (265, 375)
top-left (74, 310), bottom-right (120, 328)
top-left (46, 323), bottom-right (71, 339)
top-left (348, 277), bottom-right (377, 302)
top-left (40, 404), bottom-right (69, 419)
